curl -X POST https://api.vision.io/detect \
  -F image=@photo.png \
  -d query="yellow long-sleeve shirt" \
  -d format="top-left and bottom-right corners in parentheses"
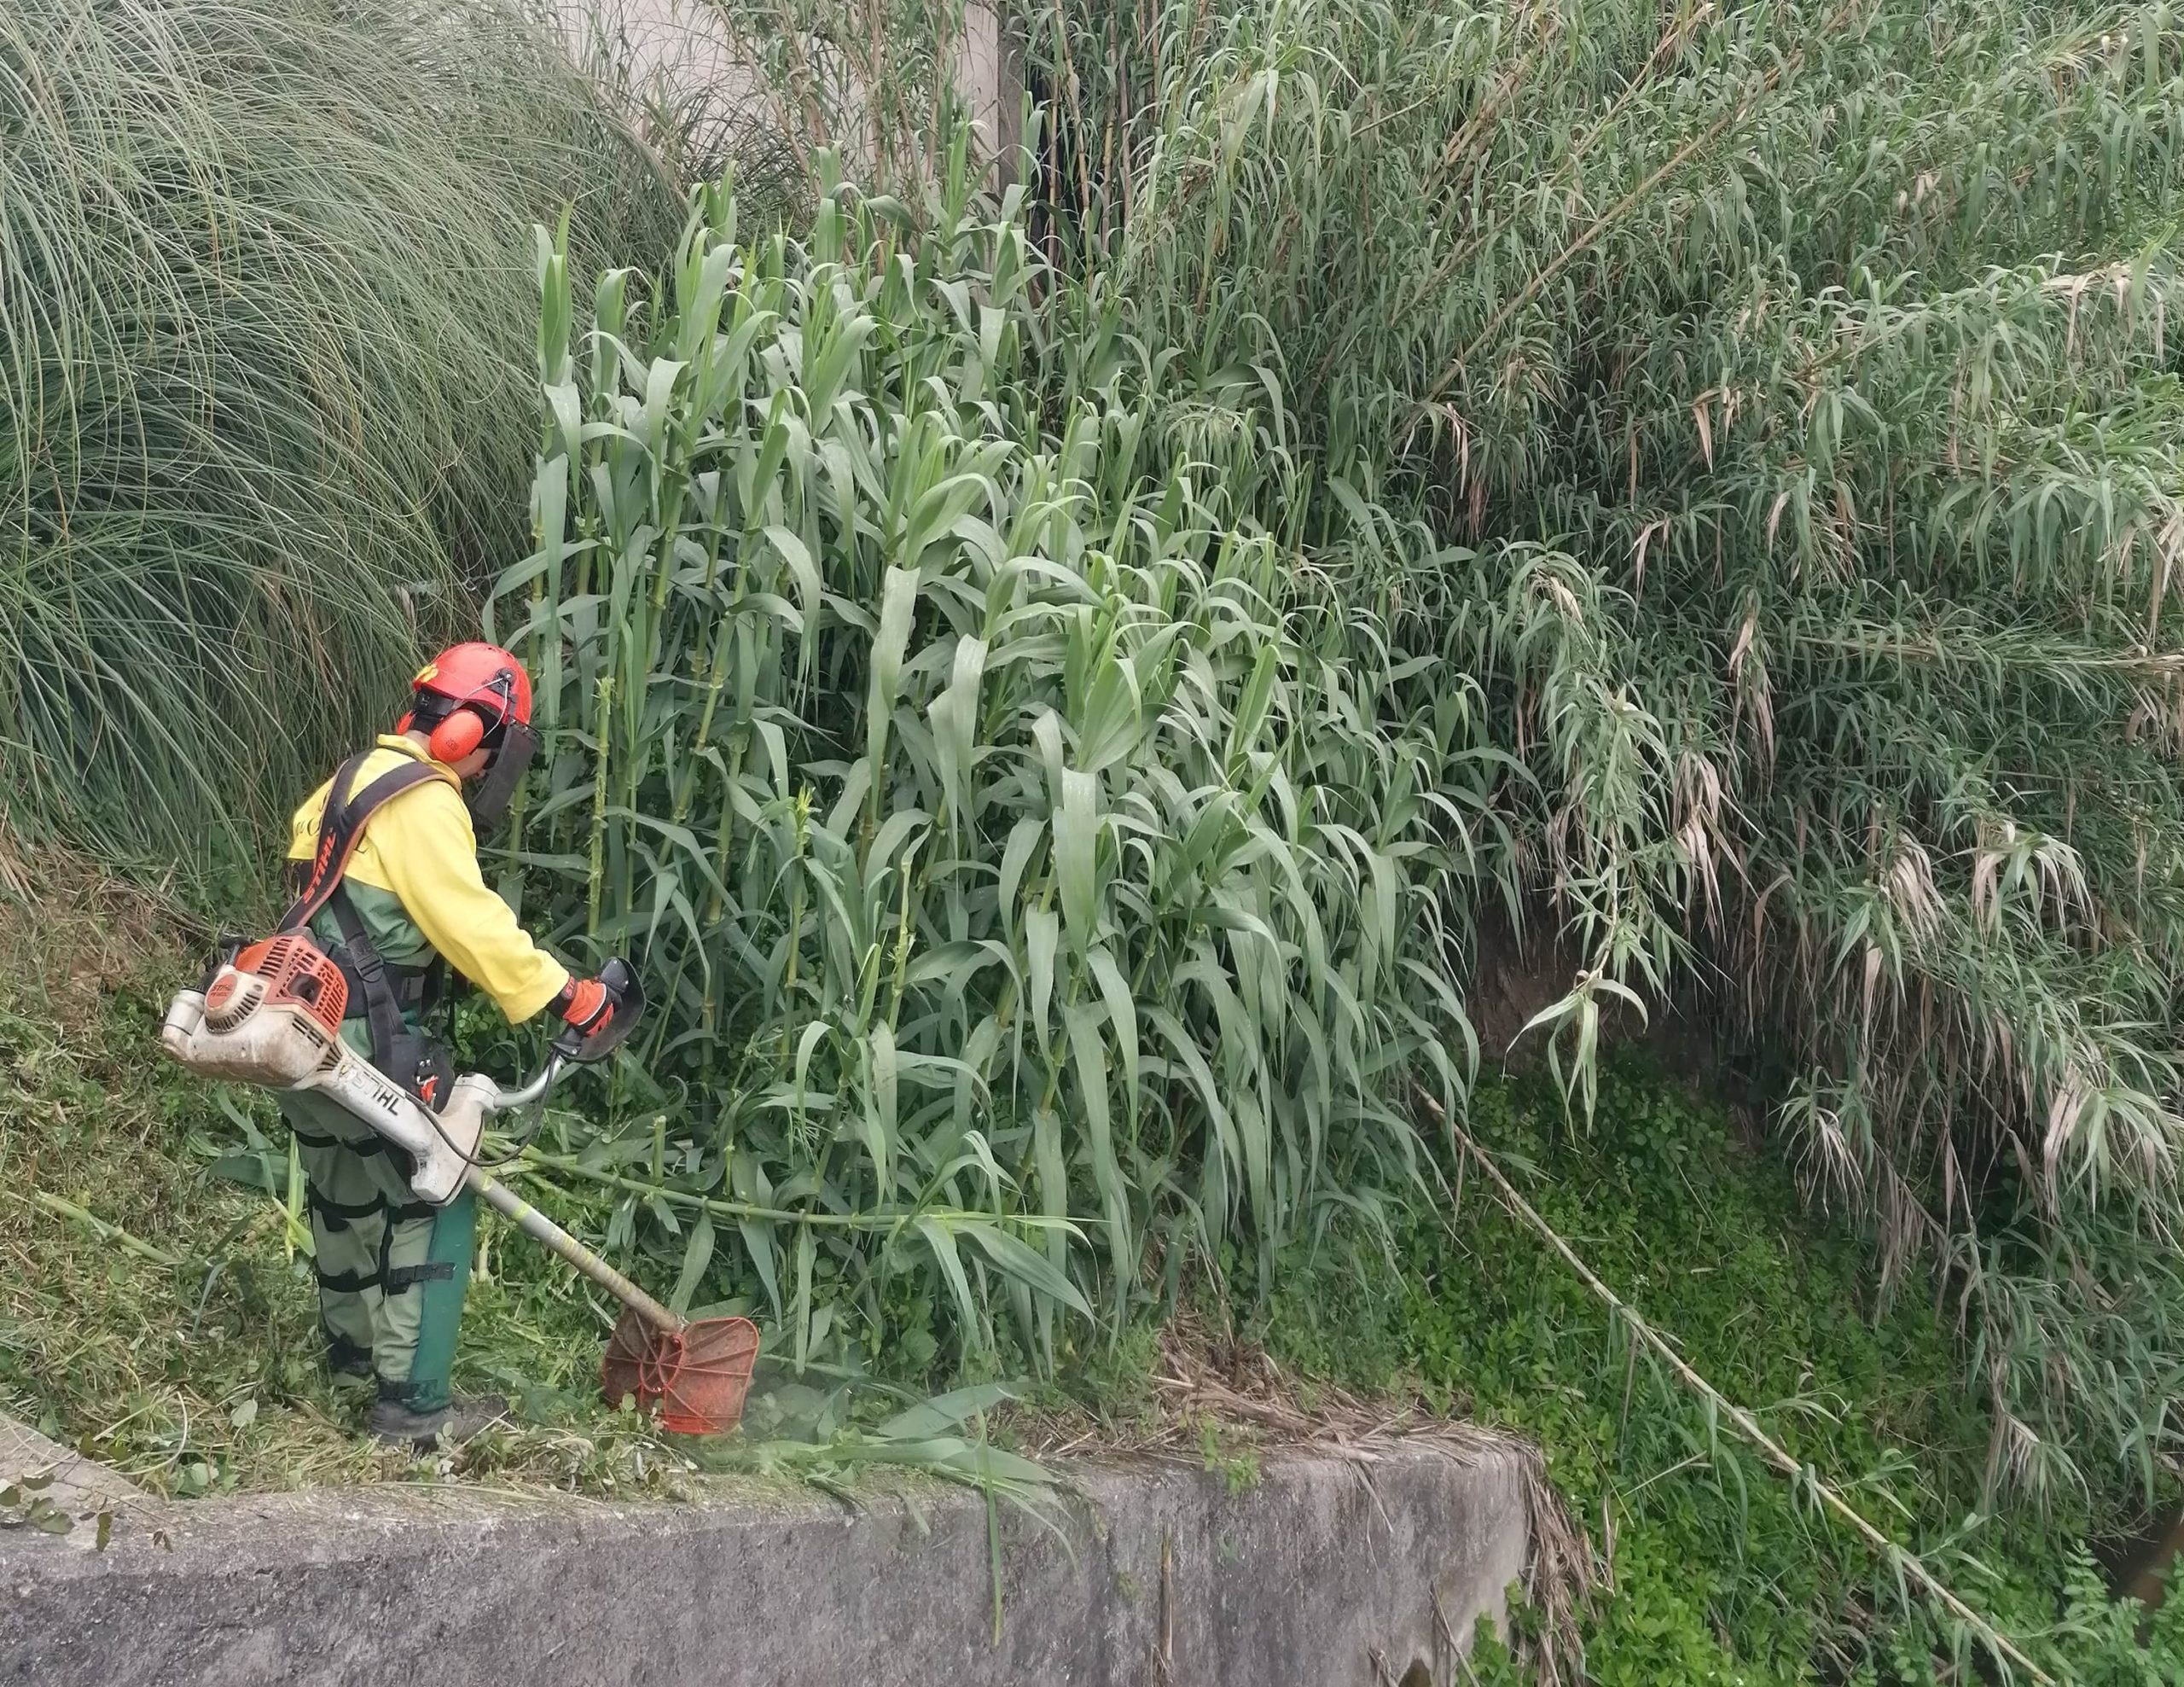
top-left (286, 736), bottom-right (569, 1022)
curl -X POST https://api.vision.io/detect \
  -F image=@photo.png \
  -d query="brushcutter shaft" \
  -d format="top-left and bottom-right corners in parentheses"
top-left (469, 1171), bottom-right (682, 1335)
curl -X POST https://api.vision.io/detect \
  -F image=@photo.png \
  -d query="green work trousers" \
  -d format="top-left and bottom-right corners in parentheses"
top-left (280, 1021), bottom-right (475, 1414)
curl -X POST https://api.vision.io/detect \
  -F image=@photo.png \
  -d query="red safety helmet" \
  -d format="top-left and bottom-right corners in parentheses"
top-left (400, 643), bottom-right (534, 762)
top-left (398, 643), bottom-right (539, 826)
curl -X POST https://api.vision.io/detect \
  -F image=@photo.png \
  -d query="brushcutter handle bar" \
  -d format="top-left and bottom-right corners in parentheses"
top-left (469, 957), bottom-right (645, 1115)
top-left (456, 961), bottom-right (644, 1114)
top-left (550, 956), bottom-right (646, 1065)
top-left (485, 1054), bottom-right (567, 1114)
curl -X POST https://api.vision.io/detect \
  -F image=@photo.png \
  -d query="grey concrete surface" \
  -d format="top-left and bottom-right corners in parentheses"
top-left (561, 0), bottom-right (1016, 171)
top-left (0, 1438), bottom-right (1529, 1686)
top-left (1, 1412), bottom-right (145, 1550)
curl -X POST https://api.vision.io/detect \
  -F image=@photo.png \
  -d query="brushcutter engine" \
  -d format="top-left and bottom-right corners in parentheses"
top-left (160, 936), bottom-right (487, 1205)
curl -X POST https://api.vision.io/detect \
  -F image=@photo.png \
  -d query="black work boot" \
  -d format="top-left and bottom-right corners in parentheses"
top-left (368, 1391), bottom-right (509, 1449)
top-left (325, 1334), bottom-right (375, 1387)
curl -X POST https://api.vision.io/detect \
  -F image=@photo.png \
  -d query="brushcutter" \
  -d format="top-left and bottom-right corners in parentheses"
top-left (160, 939), bottom-right (758, 1434)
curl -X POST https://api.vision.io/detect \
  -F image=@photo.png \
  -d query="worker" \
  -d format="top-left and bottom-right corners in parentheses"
top-left (276, 642), bottom-right (627, 1448)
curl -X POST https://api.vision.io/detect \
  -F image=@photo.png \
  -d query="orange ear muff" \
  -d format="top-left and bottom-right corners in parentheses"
top-left (427, 708), bottom-right (485, 764)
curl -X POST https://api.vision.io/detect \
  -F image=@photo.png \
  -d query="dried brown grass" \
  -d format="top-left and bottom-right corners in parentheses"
top-left (1021, 1312), bottom-right (1594, 1679)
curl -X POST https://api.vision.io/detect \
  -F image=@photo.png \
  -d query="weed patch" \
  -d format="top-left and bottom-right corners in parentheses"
top-left (1249, 1058), bottom-right (2184, 1681)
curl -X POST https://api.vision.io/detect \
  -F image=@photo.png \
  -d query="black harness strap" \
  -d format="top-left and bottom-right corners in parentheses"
top-left (328, 890), bottom-right (410, 1088)
top-left (383, 1261), bottom-right (456, 1294)
top-left (304, 1187), bottom-right (437, 1231)
top-left (305, 1187), bottom-right (385, 1225)
top-left (279, 754), bottom-right (444, 934)
top-left (279, 752), bottom-right (444, 1071)
top-left (290, 1127), bottom-right (402, 1159)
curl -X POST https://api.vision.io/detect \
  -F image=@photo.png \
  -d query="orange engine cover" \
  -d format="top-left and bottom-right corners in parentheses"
top-left (216, 935), bottom-right (349, 1034)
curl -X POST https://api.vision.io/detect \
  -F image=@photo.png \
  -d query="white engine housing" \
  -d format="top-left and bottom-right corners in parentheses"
top-left (162, 974), bottom-right (484, 1206)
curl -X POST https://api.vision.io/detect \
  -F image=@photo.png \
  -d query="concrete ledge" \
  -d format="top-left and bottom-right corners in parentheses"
top-left (2, 1413), bottom-right (147, 1532)
top-left (1, 1439), bottom-right (1529, 1686)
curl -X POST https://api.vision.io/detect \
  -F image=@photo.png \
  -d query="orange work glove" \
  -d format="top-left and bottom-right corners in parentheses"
top-left (556, 974), bottom-right (618, 1037)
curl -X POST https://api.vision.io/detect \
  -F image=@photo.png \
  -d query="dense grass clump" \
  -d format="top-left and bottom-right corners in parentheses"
top-left (0, 0), bottom-right (708, 870)
top-left (1013, 0), bottom-right (2184, 1501)
top-left (483, 148), bottom-right (1488, 1373)
top-left (1261, 1060), bottom-right (2184, 1684)
top-left (24, 0), bottom-right (2184, 1666)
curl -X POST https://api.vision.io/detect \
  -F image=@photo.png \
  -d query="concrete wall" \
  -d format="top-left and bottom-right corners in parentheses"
top-left (1, 1440), bottom-right (1530, 1687)
top-left (568, 0), bottom-right (1015, 170)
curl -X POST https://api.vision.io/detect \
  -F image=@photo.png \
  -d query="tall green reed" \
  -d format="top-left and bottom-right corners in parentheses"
top-left (1012, 0), bottom-right (2184, 1499)
top-left (490, 139), bottom-right (1494, 1371)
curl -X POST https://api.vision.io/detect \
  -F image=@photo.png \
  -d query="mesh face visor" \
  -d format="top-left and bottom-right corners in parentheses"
top-left (464, 719), bottom-right (537, 829)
